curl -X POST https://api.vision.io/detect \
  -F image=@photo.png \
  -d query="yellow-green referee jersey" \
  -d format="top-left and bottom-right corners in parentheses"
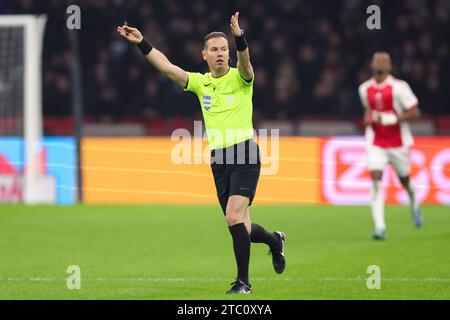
top-left (184, 67), bottom-right (254, 150)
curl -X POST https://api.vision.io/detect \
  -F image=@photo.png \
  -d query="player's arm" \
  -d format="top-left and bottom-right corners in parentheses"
top-left (359, 85), bottom-right (375, 126)
top-left (117, 24), bottom-right (188, 88)
top-left (397, 104), bottom-right (421, 122)
top-left (144, 49), bottom-right (188, 87)
top-left (230, 12), bottom-right (253, 81)
top-left (376, 105), bottom-right (420, 126)
top-left (396, 82), bottom-right (421, 122)
top-left (377, 83), bottom-right (421, 126)
top-left (363, 109), bottom-right (373, 126)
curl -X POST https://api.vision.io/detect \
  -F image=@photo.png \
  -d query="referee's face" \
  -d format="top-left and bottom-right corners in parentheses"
top-left (202, 37), bottom-right (230, 73)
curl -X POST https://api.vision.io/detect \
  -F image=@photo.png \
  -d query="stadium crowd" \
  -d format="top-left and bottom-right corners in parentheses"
top-left (3, 0), bottom-right (449, 124)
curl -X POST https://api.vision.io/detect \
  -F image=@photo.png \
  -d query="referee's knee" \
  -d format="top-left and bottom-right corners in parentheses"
top-left (226, 208), bottom-right (245, 226)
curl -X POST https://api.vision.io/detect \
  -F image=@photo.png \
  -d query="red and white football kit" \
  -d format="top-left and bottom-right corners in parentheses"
top-left (358, 75), bottom-right (419, 177)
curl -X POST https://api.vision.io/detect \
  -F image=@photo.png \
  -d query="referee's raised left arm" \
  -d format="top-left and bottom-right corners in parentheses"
top-left (230, 12), bottom-right (254, 81)
top-left (117, 24), bottom-right (188, 88)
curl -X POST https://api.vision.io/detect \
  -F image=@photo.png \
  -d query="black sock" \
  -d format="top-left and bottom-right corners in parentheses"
top-left (250, 223), bottom-right (279, 249)
top-left (228, 223), bottom-right (250, 285)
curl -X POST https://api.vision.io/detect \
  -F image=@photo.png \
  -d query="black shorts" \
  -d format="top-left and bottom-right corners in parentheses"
top-left (210, 139), bottom-right (261, 215)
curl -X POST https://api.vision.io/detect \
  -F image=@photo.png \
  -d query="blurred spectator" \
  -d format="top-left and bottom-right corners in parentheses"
top-left (3, 0), bottom-right (449, 122)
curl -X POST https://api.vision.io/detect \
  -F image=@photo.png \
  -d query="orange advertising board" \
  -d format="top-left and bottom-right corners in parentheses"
top-left (82, 136), bottom-right (449, 205)
top-left (82, 137), bottom-right (321, 204)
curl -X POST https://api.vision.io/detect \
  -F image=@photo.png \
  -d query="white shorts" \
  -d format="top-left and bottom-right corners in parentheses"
top-left (367, 144), bottom-right (411, 177)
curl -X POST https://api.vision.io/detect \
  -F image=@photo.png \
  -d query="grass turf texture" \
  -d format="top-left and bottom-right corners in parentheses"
top-left (0, 204), bottom-right (449, 300)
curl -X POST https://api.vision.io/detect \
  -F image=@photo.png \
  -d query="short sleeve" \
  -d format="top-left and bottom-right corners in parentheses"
top-left (397, 81), bottom-right (419, 110)
top-left (358, 84), bottom-right (369, 109)
top-left (184, 72), bottom-right (202, 94)
top-left (237, 69), bottom-right (254, 87)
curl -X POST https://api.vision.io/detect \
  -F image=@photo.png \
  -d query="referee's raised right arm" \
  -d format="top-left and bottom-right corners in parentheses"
top-left (230, 12), bottom-right (253, 81)
top-left (117, 24), bottom-right (188, 88)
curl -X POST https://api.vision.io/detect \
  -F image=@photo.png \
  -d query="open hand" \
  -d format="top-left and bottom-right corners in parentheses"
top-left (117, 23), bottom-right (143, 44)
top-left (230, 12), bottom-right (243, 37)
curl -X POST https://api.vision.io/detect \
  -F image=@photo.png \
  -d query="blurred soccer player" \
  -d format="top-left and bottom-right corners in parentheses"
top-left (358, 52), bottom-right (423, 240)
top-left (117, 12), bottom-right (286, 294)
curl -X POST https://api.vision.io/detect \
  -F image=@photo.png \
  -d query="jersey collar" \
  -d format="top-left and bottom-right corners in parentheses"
top-left (372, 74), bottom-right (393, 88)
top-left (210, 67), bottom-right (231, 79)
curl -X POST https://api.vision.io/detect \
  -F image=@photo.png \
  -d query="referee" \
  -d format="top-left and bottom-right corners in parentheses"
top-left (117, 12), bottom-right (286, 294)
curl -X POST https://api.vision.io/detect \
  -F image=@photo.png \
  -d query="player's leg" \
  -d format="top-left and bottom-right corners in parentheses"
top-left (223, 141), bottom-right (257, 293)
top-left (367, 145), bottom-right (388, 240)
top-left (246, 208), bottom-right (286, 274)
top-left (247, 208), bottom-right (277, 247)
top-left (234, 139), bottom-right (277, 246)
top-left (370, 170), bottom-right (386, 239)
top-left (225, 194), bottom-right (252, 294)
top-left (224, 140), bottom-right (259, 294)
top-left (399, 176), bottom-right (423, 227)
top-left (389, 147), bottom-right (423, 227)
top-left (232, 139), bottom-right (286, 274)
top-left (215, 185), bottom-right (252, 294)
top-left (211, 147), bottom-right (251, 293)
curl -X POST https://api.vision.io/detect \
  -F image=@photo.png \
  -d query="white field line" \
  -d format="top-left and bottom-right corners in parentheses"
top-left (1, 277), bottom-right (449, 283)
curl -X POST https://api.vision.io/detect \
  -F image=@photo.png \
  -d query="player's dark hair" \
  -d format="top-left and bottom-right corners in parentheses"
top-left (203, 32), bottom-right (229, 49)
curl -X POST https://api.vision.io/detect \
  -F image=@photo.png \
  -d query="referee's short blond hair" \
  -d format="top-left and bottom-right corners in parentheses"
top-left (203, 32), bottom-right (229, 49)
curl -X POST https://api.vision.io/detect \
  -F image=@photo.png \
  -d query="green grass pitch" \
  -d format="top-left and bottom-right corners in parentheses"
top-left (0, 204), bottom-right (449, 299)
